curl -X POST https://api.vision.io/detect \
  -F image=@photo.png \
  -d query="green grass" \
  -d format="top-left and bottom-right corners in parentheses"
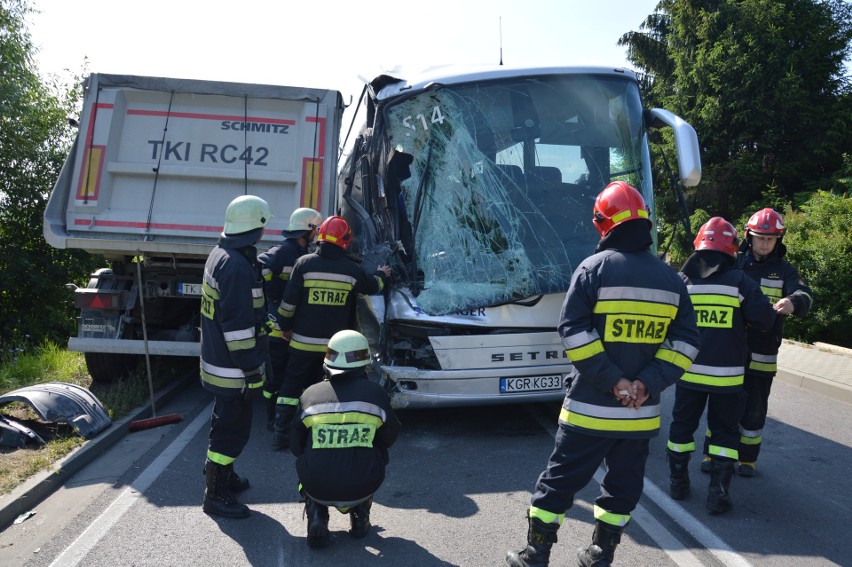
top-left (0, 343), bottom-right (196, 495)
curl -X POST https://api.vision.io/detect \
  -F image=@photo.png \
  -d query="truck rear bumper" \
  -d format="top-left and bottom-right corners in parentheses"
top-left (381, 364), bottom-right (572, 409)
top-left (68, 338), bottom-right (200, 357)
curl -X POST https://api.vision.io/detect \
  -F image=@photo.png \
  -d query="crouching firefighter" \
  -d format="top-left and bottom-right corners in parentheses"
top-left (290, 330), bottom-right (400, 548)
top-left (199, 195), bottom-right (272, 519)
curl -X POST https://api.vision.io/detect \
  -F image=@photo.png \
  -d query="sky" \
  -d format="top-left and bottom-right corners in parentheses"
top-left (25, 0), bottom-right (661, 135)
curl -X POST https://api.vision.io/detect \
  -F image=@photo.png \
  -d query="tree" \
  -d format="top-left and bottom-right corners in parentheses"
top-left (0, 0), bottom-right (100, 348)
top-left (620, 0), bottom-right (852, 221)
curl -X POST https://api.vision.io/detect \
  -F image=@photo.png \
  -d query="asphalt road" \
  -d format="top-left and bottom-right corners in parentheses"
top-left (1, 374), bottom-right (851, 567)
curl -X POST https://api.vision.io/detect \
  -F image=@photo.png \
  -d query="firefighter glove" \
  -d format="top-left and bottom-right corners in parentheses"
top-left (242, 366), bottom-right (265, 400)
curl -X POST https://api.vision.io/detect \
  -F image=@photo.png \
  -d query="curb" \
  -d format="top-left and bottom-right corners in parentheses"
top-left (0, 374), bottom-right (194, 532)
top-left (775, 368), bottom-right (852, 406)
top-left (777, 339), bottom-right (852, 405)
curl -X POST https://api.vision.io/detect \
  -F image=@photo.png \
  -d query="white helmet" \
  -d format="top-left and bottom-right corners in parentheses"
top-left (223, 195), bottom-right (272, 236)
top-left (324, 330), bottom-right (371, 372)
top-left (282, 207), bottom-right (322, 238)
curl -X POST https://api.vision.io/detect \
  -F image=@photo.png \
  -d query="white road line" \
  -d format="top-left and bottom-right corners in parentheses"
top-left (528, 406), bottom-right (752, 567)
top-left (49, 403), bottom-right (213, 567)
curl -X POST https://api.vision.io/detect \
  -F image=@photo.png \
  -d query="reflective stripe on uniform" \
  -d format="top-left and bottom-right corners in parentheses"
top-left (656, 339), bottom-right (699, 371)
top-left (681, 363), bottom-right (745, 387)
top-left (529, 506), bottom-right (564, 525)
top-left (748, 352), bottom-right (777, 373)
top-left (206, 450), bottom-right (236, 466)
top-left (563, 329), bottom-right (605, 362)
top-left (278, 302), bottom-right (296, 318)
top-left (708, 444), bottom-right (739, 460)
top-left (594, 505), bottom-right (630, 527)
top-left (302, 401), bottom-right (388, 422)
top-left (739, 424), bottom-right (763, 445)
top-left (667, 439), bottom-right (695, 453)
top-left (200, 359), bottom-right (247, 391)
top-left (559, 400), bottom-right (660, 432)
top-left (289, 333), bottom-right (329, 353)
top-left (251, 286), bottom-right (264, 309)
top-left (759, 278), bottom-right (784, 300)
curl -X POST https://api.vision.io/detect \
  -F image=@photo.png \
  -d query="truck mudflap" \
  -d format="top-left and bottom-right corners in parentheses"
top-left (0, 382), bottom-right (111, 439)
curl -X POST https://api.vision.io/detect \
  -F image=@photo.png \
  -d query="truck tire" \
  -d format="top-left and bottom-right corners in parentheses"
top-left (85, 352), bottom-right (141, 383)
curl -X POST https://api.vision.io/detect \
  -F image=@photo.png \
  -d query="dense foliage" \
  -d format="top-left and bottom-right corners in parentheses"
top-left (621, 0), bottom-right (852, 346)
top-left (783, 191), bottom-right (852, 346)
top-left (622, 0), bottom-right (852, 220)
top-left (0, 0), bottom-right (101, 348)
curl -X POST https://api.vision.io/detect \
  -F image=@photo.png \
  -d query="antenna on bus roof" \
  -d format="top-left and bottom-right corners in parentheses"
top-left (499, 16), bottom-right (504, 66)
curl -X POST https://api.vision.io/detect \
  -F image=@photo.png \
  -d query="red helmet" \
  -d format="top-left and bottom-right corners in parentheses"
top-left (317, 216), bottom-right (352, 250)
top-left (592, 181), bottom-right (651, 238)
top-left (745, 207), bottom-right (785, 237)
top-left (694, 217), bottom-right (739, 257)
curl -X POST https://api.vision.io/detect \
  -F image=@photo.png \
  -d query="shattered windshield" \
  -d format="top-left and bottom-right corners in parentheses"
top-left (385, 74), bottom-right (648, 315)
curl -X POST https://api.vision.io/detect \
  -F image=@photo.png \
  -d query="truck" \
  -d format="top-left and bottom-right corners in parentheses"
top-left (337, 65), bottom-right (701, 408)
top-left (44, 74), bottom-right (344, 382)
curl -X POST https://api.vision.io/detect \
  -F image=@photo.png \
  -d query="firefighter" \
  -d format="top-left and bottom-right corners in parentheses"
top-left (506, 182), bottom-right (701, 567)
top-left (730, 208), bottom-right (812, 477)
top-left (257, 207), bottom-right (322, 434)
top-left (291, 329), bottom-right (400, 548)
top-left (199, 195), bottom-right (271, 519)
top-left (271, 215), bottom-right (391, 450)
top-left (667, 217), bottom-right (776, 514)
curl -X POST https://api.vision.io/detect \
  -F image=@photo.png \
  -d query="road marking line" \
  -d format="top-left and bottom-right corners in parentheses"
top-left (49, 403), bottom-right (213, 567)
top-left (528, 405), bottom-right (752, 567)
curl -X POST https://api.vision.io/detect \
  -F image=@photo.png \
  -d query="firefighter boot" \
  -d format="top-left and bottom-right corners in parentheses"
top-left (202, 461), bottom-right (249, 494)
top-left (304, 496), bottom-right (330, 548)
top-left (228, 463), bottom-right (250, 493)
top-left (349, 497), bottom-right (373, 538)
top-left (271, 404), bottom-right (296, 450)
top-left (707, 458), bottom-right (735, 514)
top-left (577, 521), bottom-right (624, 567)
top-left (666, 448), bottom-right (691, 500)
top-left (505, 517), bottom-right (559, 567)
top-left (202, 461), bottom-right (250, 519)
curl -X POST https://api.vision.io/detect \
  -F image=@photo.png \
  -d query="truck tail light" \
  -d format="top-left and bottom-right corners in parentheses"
top-left (75, 290), bottom-right (124, 310)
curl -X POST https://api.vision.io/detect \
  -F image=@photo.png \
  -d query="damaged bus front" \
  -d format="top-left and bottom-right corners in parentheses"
top-left (339, 66), bottom-right (700, 408)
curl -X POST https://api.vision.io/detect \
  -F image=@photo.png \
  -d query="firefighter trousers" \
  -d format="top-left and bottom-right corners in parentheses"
top-left (265, 339), bottom-right (290, 396)
top-left (278, 350), bottom-right (326, 405)
top-left (208, 394), bottom-right (253, 464)
top-left (738, 371), bottom-right (774, 463)
top-left (530, 424), bottom-right (649, 522)
top-left (672, 386), bottom-right (743, 460)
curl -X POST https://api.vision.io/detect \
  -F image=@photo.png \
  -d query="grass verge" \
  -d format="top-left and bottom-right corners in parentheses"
top-left (0, 343), bottom-right (195, 495)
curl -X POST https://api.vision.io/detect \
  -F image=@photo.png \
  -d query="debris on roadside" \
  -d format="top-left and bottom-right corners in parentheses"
top-left (0, 383), bottom-right (111, 449)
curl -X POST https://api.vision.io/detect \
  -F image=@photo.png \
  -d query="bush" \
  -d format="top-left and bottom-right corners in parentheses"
top-left (782, 191), bottom-right (852, 347)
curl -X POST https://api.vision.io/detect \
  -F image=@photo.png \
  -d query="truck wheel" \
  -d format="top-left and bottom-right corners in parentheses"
top-left (85, 352), bottom-right (140, 383)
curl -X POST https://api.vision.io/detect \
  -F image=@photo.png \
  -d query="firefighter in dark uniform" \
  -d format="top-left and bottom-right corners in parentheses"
top-left (666, 217), bottom-right (776, 514)
top-left (272, 215), bottom-right (391, 450)
top-left (200, 195), bottom-right (272, 519)
top-left (258, 207), bottom-right (322, 433)
top-left (733, 208), bottom-right (812, 477)
top-left (291, 329), bottom-right (400, 548)
top-left (506, 182), bottom-right (701, 567)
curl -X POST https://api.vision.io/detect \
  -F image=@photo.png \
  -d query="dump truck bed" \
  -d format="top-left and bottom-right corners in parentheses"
top-left (44, 74), bottom-right (343, 259)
